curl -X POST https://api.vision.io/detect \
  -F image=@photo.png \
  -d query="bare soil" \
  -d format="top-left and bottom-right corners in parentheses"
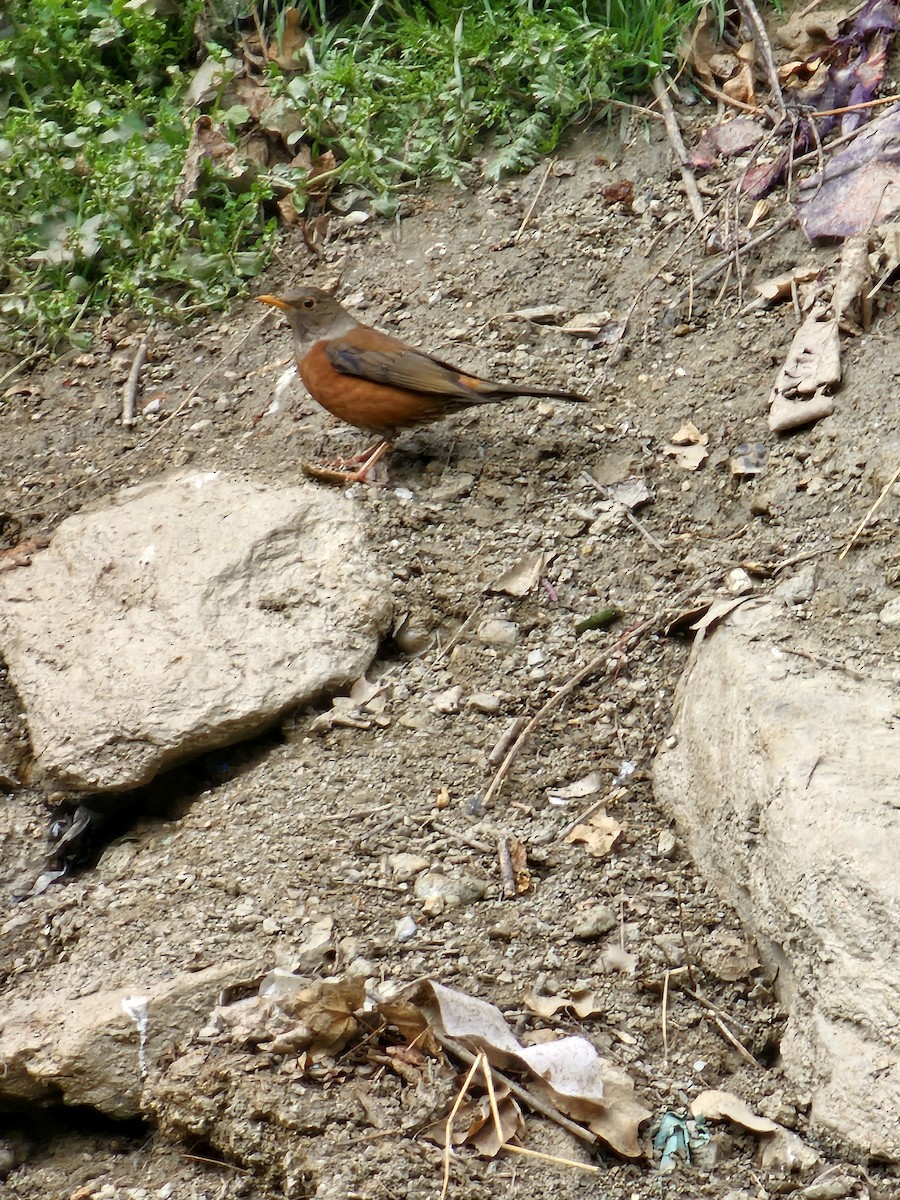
top-left (1, 113), bottom-right (898, 1200)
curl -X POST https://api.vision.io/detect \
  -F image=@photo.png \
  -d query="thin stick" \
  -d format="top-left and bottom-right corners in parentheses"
top-left (17, 312), bottom-right (266, 519)
top-left (772, 542), bottom-right (839, 574)
top-left (623, 508), bottom-right (666, 553)
top-left (602, 97), bottom-right (665, 121)
top-left (480, 574), bottom-right (721, 808)
top-left (503, 1144), bottom-right (600, 1173)
top-left (809, 91), bottom-right (900, 120)
top-left (497, 834), bottom-right (517, 899)
top-left (121, 336), bottom-right (149, 428)
top-left (479, 1052), bottom-right (599, 1172)
top-left (652, 75), bottom-right (705, 225)
top-left (487, 716), bottom-right (528, 767)
top-left (480, 1050), bottom-right (506, 1143)
top-left (436, 1033), bottom-right (597, 1146)
top-left (684, 987), bottom-right (759, 1067)
top-left (838, 463), bottom-right (900, 561)
top-left (558, 787), bottom-right (625, 840)
top-left (514, 159), bottom-right (555, 242)
top-left (738, 0), bottom-right (786, 118)
top-left (666, 215), bottom-right (793, 316)
top-left (661, 969), bottom-right (670, 1066)
top-left (694, 80), bottom-right (762, 114)
top-left (0, 348), bottom-right (46, 390)
top-left (434, 602), bottom-right (483, 662)
top-left (440, 1055), bottom-right (482, 1200)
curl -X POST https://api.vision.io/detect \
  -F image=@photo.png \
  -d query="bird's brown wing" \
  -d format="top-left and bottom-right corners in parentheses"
top-left (326, 335), bottom-right (496, 403)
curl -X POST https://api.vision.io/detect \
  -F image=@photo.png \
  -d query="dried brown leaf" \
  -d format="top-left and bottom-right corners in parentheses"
top-left (565, 812), bottom-right (623, 858)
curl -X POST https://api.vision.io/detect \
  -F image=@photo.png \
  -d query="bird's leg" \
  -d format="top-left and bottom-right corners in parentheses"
top-left (301, 439), bottom-right (393, 485)
top-left (331, 441), bottom-right (388, 469)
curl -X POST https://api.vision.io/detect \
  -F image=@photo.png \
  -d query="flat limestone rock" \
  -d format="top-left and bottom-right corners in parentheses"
top-left (0, 962), bottom-right (251, 1117)
top-left (0, 471), bottom-right (392, 792)
top-left (654, 600), bottom-right (900, 1161)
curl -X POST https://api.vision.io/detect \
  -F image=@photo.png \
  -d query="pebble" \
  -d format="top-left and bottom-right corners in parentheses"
top-left (877, 595), bottom-right (900, 627)
top-left (477, 618), bottom-right (519, 646)
top-left (573, 903), bottom-right (617, 939)
top-left (394, 914), bottom-right (418, 942)
top-left (432, 685), bottom-right (463, 713)
top-left (466, 692), bottom-right (501, 715)
top-left (774, 564), bottom-right (818, 605)
top-left (726, 568), bottom-right (753, 595)
top-left (388, 852), bottom-right (429, 882)
top-left (414, 869), bottom-right (487, 914)
top-left (656, 829), bottom-right (677, 858)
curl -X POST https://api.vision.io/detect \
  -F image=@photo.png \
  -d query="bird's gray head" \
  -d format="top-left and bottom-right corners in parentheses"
top-left (256, 286), bottom-right (357, 345)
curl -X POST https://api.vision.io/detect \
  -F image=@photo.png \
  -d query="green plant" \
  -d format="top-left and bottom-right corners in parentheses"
top-left (0, 0), bottom-right (273, 350)
top-left (1, 0), bottom-right (713, 351)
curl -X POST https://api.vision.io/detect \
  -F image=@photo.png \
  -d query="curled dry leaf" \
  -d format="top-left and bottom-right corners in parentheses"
top-left (755, 266), bottom-right (820, 303)
top-left (724, 40), bottom-right (757, 105)
top-left (605, 477), bottom-right (651, 510)
top-left (268, 8), bottom-right (308, 71)
top-left (417, 980), bottom-right (650, 1157)
top-left (565, 811), bottom-right (623, 858)
top-left (663, 442), bottom-right (709, 471)
top-left (768, 306), bottom-right (840, 433)
top-left (174, 117), bottom-right (255, 207)
top-left (524, 988), bottom-right (603, 1020)
top-left (670, 420), bottom-right (708, 447)
top-left (547, 770), bottom-right (603, 804)
top-left (505, 304), bottom-right (568, 324)
top-left (488, 551), bottom-right (547, 597)
top-left (690, 1089), bottom-right (820, 1171)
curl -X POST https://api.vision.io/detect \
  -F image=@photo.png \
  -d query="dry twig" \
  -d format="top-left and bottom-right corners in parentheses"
top-left (684, 987), bottom-right (760, 1067)
top-left (480, 574), bottom-right (722, 808)
top-left (496, 834), bottom-right (517, 899)
top-left (652, 75), bottom-right (705, 225)
top-left (121, 336), bottom-right (149, 428)
top-left (839, 463), bottom-right (900, 561)
top-left (440, 1054), bottom-right (482, 1200)
top-left (437, 1033), bottom-right (598, 1146)
top-left (514, 159), bottom-right (555, 243)
top-left (737, 0), bottom-right (786, 118)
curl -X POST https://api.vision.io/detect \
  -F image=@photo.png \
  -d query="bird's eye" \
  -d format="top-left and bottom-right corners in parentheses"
top-left (302, 297), bottom-right (315, 309)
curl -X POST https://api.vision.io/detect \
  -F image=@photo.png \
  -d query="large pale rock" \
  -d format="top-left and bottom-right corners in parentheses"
top-left (654, 600), bottom-right (900, 1161)
top-left (0, 963), bottom-right (248, 1117)
top-left (0, 472), bottom-right (392, 791)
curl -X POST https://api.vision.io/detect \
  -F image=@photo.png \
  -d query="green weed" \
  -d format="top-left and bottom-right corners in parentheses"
top-left (1, 0), bottom-right (711, 351)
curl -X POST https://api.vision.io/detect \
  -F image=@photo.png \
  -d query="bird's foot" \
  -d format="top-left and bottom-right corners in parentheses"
top-left (301, 440), bottom-right (392, 486)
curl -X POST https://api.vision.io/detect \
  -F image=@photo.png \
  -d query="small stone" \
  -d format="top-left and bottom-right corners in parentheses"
top-left (799, 1176), bottom-right (857, 1199)
top-left (394, 914), bottom-right (418, 942)
top-left (432, 685), bottom-right (463, 713)
top-left (488, 919), bottom-right (516, 941)
top-left (527, 648), bottom-right (546, 667)
top-left (877, 595), bottom-right (900, 627)
top-left (467, 692), bottom-right (501, 715)
top-left (388, 853), bottom-right (429, 882)
top-left (726, 568), bottom-right (753, 595)
top-left (414, 869), bottom-right (487, 912)
top-left (656, 829), bottom-right (677, 858)
top-left (774, 564), bottom-right (818, 605)
top-left (573, 904), bottom-right (617, 939)
top-left (476, 618), bottom-right (519, 647)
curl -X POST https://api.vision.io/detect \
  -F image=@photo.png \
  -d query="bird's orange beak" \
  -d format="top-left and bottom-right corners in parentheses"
top-left (256, 294), bottom-right (290, 311)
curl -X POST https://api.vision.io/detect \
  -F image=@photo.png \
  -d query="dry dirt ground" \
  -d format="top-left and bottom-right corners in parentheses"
top-left (1, 111), bottom-right (898, 1200)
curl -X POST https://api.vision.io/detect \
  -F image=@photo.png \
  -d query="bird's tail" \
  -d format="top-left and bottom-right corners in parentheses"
top-left (491, 382), bottom-right (588, 403)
